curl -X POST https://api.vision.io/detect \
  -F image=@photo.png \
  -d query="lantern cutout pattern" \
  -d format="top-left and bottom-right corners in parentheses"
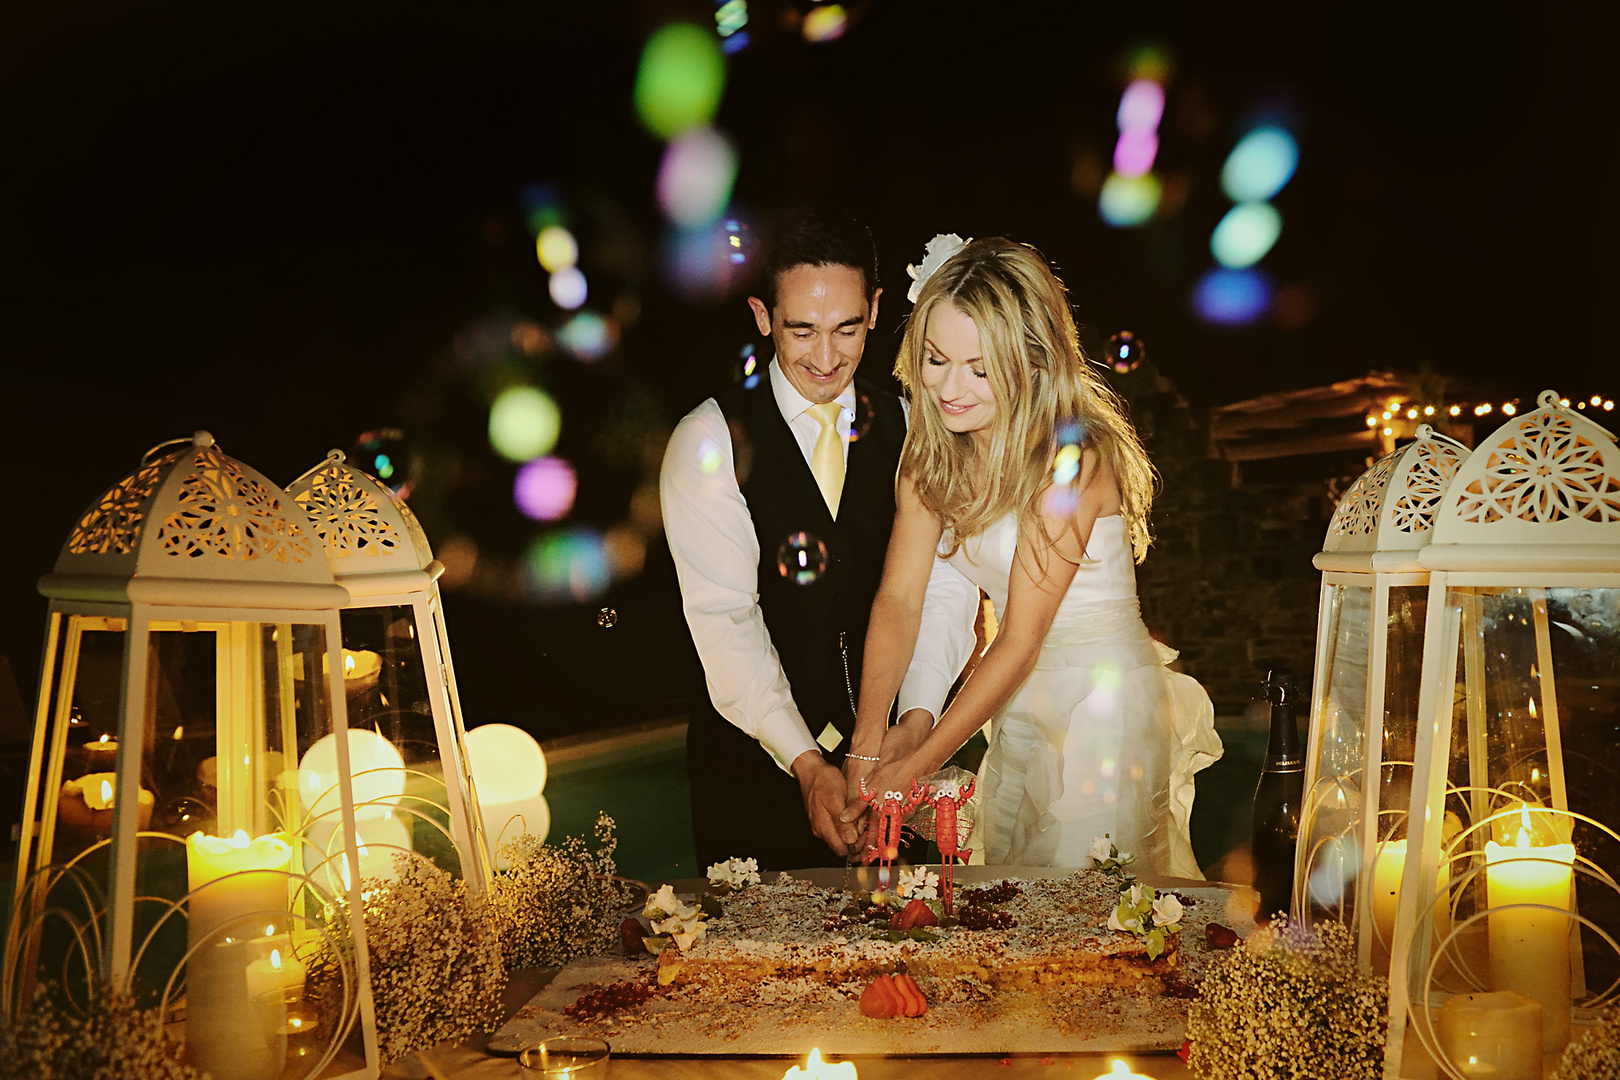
top-left (1309, 394), bottom-right (1620, 1079)
top-left (4, 432), bottom-right (382, 1080)
top-left (287, 450), bottom-right (491, 894)
top-left (1300, 424), bottom-right (1470, 980)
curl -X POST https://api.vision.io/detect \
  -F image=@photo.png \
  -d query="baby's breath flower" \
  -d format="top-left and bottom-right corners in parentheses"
top-left (1554, 1005), bottom-right (1620, 1079)
top-left (1186, 919), bottom-right (1388, 1079)
top-left (0, 982), bottom-right (205, 1080)
top-left (489, 811), bottom-right (632, 972)
top-left (306, 852), bottom-right (506, 1065)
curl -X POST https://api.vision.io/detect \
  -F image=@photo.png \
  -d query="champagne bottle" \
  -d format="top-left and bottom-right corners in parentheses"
top-left (1251, 669), bottom-right (1304, 923)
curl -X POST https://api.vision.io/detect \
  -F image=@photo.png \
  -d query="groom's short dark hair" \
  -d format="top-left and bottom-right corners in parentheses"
top-left (757, 207), bottom-right (880, 311)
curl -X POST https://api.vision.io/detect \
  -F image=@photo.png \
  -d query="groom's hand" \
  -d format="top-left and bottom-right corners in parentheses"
top-left (791, 751), bottom-right (860, 856)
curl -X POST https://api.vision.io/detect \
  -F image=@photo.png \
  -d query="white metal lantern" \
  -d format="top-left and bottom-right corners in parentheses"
top-left (285, 450), bottom-right (492, 890)
top-left (1300, 425), bottom-right (1471, 986)
top-left (1375, 391), bottom-right (1620, 1076)
top-left (4, 432), bottom-right (381, 1080)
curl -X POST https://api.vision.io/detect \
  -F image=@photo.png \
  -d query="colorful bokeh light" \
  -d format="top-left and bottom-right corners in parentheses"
top-left (1210, 202), bottom-right (1283, 268)
top-left (1098, 172), bottom-right (1161, 228)
top-left (802, 5), bottom-right (848, 42)
top-left (634, 23), bottom-right (726, 140)
top-left (489, 386), bottom-right (561, 462)
top-left (657, 126), bottom-right (739, 227)
top-left (716, 0), bottom-right (747, 37)
top-left (1192, 267), bottom-right (1274, 327)
top-left (557, 311), bottom-right (616, 360)
top-left (549, 266), bottom-right (588, 310)
top-left (514, 456), bottom-right (578, 522)
top-left (1220, 127), bottom-right (1299, 203)
top-left (524, 528), bottom-right (611, 604)
top-left (536, 226), bottom-right (579, 273)
top-left (662, 217), bottom-right (750, 299)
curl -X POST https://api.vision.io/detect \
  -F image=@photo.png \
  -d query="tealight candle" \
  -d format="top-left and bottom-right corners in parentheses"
top-left (1436, 991), bottom-right (1543, 1080)
top-left (1092, 1061), bottom-right (1156, 1080)
top-left (245, 942), bottom-right (306, 1001)
top-left (1485, 811), bottom-right (1574, 1050)
top-left (780, 1048), bottom-right (857, 1080)
top-left (55, 773), bottom-right (154, 844)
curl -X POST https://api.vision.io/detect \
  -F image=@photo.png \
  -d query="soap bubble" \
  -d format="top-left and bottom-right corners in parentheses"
top-left (353, 428), bottom-right (415, 496)
top-left (776, 532), bottom-right (829, 585)
top-left (1105, 332), bottom-right (1143, 374)
top-left (596, 607), bottom-right (618, 629)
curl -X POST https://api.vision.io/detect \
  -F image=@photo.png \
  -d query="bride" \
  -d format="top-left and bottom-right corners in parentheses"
top-left (840, 236), bottom-right (1220, 876)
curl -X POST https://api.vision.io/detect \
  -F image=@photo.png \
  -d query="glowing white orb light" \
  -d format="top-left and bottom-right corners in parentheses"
top-left (297, 728), bottom-right (407, 819)
top-left (464, 723), bottom-right (550, 857)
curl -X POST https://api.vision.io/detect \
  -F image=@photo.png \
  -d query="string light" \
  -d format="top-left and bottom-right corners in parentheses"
top-left (1449, 405), bottom-right (1461, 416)
top-left (1406, 408), bottom-right (1418, 419)
top-left (1423, 405), bottom-right (1435, 416)
top-left (1501, 402), bottom-right (1516, 415)
top-left (1366, 416), bottom-right (1377, 427)
top-left (1382, 427), bottom-right (1393, 437)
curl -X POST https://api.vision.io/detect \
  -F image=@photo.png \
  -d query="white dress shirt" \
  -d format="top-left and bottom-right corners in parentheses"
top-left (660, 357), bottom-right (980, 773)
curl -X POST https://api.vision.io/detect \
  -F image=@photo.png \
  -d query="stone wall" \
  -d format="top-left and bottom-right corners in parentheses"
top-left (1123, 378), bottom-right (1340, 713)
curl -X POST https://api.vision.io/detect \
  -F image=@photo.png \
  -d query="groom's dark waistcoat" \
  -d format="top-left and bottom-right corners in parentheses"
top-left (685, 373), bottom-right (905, 867)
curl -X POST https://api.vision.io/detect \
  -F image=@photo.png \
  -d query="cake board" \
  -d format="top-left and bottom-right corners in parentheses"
top-left (490, 866), bottom-right (1251, 1056)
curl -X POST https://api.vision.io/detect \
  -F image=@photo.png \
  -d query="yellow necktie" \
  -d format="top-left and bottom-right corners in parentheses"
top-left (807, 401), bottom-right (845, 519)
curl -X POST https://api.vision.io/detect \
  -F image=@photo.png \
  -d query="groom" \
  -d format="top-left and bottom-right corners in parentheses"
top-left (661, 208), bottom-right (975, 870)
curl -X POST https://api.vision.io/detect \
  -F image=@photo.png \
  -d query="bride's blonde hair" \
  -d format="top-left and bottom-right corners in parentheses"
top-left (895, 237), bottom-right (1156, 562)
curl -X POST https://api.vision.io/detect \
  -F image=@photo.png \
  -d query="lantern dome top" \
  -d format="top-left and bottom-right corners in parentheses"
top-left (1315, 425), bottom-right (1471, 573)
top-left (286, 450), bottom-right (442, 597)
top-left (1424, 389), bottom-right (1620, 571)
top-left (42, 431), bottom-right (345, 608)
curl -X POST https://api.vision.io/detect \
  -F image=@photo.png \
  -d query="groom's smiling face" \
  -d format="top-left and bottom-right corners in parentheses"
top-left (749, 263), bottom-right (881, 405)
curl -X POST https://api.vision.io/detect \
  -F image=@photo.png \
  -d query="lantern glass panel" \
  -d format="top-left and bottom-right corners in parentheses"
top-left (1300, 583), bottom-right (1373, 927)
top-left (1378, 585), bottom-right (1430, 842)
top-left (1318, 583), bottom-right (1373, 782)
top-left (1440, 586), bottom-right (1620, 992)
top-left (332, 603), bottom-right (465, 880)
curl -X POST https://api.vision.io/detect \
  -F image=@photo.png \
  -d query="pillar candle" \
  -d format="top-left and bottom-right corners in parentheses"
top-left (1436, 991), bottom-right (1543, 1080)
top-left (1370, 839), bottom-right (1453, 974)
top-left (186, 830), bottom-right (293, 943)
top-left (1485, 817), bottom-right (1574, 1051)
top-left (185, 830), bottom-right (294, 1080)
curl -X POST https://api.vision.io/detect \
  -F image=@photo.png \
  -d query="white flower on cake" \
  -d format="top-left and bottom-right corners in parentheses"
top-left (1150, 892), bottom-right (1184, 930)
top-left (896, 866), bottom-right (940, 900)
top-left (1108, 881), bottom-right (1181, 961)
top-left (706, 856), bottom-right (761, 893)
top-left (1087, 832), bottom-right (1137, 875)
top-left (644, 884), bottom-right (708, 951)
top-left (905, 233), bottom-right (971, 303)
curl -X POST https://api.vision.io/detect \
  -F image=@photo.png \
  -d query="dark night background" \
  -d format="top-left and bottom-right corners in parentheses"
top-left (1, 0), bottom-right (1617, 738)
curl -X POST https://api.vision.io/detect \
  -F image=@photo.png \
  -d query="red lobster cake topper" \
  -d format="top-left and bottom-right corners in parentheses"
top-left (858, 766), bottom-right (980, 915)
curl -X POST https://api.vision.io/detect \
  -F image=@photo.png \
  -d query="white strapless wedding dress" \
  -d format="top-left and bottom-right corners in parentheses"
top-left (948, 515), bottom-right (1221, 878)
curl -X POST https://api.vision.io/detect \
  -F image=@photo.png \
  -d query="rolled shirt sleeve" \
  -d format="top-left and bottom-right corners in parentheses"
top-left (660, 399), bottom-right (821, 773)
top-left (895, 550), bottom-right (980, 724)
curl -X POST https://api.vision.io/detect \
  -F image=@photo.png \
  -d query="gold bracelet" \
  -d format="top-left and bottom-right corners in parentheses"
top-left (845, 753), bottom-right (881, 762)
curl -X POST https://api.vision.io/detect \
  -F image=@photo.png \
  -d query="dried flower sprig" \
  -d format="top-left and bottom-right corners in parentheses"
top-left (1186, 919), bottom-right (1388, 1080)
top-left (306, 852), bottom-right (506, 1066)
top-left (0, 982), bottom-right (206, 1080)
top-left (1107, 882), bottom-right (1182, 961)
top-left (1554, 1005), bottom-right (1620, 1079)
top-left (490, 812), bottom-right (632, 972)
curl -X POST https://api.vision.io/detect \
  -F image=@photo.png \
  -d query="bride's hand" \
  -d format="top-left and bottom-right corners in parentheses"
top-left (841, 752), bottom-right (879, 833)
top-left (840, 754), bottom-right (925, 831)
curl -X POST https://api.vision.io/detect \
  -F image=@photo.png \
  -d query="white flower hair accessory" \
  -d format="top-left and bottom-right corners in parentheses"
top-left (906, 233), bottom-right (971, 303)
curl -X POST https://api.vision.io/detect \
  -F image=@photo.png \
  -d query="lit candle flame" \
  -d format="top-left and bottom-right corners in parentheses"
top-left (270, 949), bottom-right (283, 971)
top-left (100, 779), bottom-right (113, 804)
top-left (1517, 807), bottom-right (1533, 849)
top-left (781, 1047), bottom-right (857, 1079)
top-left (344, 652), bottom-right (356, 675)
